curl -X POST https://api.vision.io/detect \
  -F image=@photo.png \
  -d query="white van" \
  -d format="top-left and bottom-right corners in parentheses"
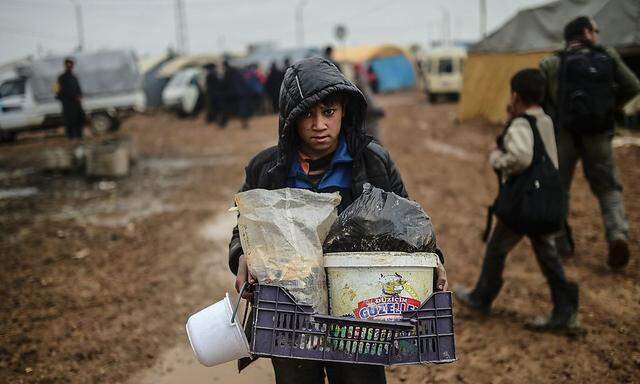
top-left (0, 50), bottom-right (145, 142)
top-left (418, 47), bottom-right (467, 103)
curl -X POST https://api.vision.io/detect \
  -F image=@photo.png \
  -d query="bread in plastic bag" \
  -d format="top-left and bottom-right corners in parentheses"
top-left (323, 183), bottom-right (436, 253)
top-left (235, 188), bottom-right (341, 314)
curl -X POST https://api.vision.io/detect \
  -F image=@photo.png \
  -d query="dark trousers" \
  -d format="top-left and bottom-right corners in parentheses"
top-left (65, 123), bottom-right (83, 139)
top-left (471, 221), bottom-right (578, 315)
top-left (555, 127), bottom-right (628, 247)
top-left (62, 102), bottom-right (84, 139)
top-left (205, 95), bottom-right (219, 123)
top-left (271, 357), bottom-right (386, 384)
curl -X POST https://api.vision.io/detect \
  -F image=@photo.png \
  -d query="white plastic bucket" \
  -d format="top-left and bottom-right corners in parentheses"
top-left (185, 293), bottom-right (250, 367)
top-left (324, 252), bottom-right (438, 321)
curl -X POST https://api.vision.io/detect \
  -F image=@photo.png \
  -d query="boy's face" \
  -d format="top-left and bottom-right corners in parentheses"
top-left (296, 99), bottom-right (344, 158)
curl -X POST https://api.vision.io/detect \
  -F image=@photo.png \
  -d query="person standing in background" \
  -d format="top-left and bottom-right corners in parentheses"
top-left (204, 63), bottom-right (220, 124)
top-left (54, 57), bottom-right (85, 139)
top-left (265, 61), bottom-right (284, 113)
top-left (353, 63), bottom-right (385, 140)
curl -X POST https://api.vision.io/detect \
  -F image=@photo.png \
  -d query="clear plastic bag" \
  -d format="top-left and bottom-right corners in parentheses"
top-left (323, 183), bottom-right (436, 253)
top-left (235, 188), bottom-right (341, 314)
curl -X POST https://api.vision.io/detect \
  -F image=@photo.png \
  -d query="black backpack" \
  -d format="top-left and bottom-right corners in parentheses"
top-left (483, 114), bottom-right (567, 239)
top-left (558, 46), bottom-right (616, 134)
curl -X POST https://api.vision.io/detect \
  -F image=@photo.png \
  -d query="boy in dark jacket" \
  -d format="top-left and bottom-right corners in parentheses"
top-left (228, 57), bottom-right (447, 384)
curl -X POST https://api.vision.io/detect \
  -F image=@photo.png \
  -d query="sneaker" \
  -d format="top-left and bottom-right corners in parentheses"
top-left (608, 238), bottom-right (630, 271)
top-left (454, 288), bottom-right (491, 315)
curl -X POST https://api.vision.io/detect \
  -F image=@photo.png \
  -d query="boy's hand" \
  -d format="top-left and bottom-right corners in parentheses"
top-left (235, 254), bottom-right (256, 300)
top-left (506, 102), bottom-right (515, 120)
top-left (435, 258), bottom-right (448, 291)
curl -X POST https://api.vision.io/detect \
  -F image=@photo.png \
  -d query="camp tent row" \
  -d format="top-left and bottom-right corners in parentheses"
top-left (459, 0), bottom-right (640, 124)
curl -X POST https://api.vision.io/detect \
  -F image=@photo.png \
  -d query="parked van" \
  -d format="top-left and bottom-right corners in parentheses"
top-left (418, 47), bottom-right (467, 103)
top-left (0, 50), bottom-right (145, 141)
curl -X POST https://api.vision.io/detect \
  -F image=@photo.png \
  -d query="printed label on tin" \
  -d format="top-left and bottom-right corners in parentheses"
top-left (353, 273), bottom-right (421, 320)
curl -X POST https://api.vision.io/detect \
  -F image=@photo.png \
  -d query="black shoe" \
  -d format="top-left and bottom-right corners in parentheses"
top-left (608, 239), bottom-right (630, 271)
top-left (454, 288), bottom-right (491, 315)
top-left (525, 311), bottom-right (583, 336)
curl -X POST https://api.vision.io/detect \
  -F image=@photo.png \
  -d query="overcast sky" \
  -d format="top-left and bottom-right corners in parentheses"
top-left (0, 0), bottom-right (549, 63)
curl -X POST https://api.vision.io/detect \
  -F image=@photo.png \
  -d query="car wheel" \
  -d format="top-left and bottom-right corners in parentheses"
top-left (90, 113), bottom-right (118, 134)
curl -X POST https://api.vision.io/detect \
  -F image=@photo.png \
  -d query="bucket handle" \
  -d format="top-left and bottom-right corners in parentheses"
top-left (230, 282), bottom-right (248, 325)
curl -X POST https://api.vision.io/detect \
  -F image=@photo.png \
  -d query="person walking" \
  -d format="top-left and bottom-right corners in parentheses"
top-left (456, 69), bottom-right (579, 333)
top-left (54, 57), bottom-right (85, 139)
top-left (540, 16), bottom-right (640, 270)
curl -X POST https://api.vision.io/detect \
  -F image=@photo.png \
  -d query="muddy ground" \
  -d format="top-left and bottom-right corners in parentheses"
top-left (1, 92), bottom-right (639, 384)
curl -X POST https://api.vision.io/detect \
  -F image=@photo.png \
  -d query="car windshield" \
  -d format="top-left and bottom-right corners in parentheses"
top-left (0, 78), bottom-right (26, 99)
top-left (438, 59), bottom-right (453, 74)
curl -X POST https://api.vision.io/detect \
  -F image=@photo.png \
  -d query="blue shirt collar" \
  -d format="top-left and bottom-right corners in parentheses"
top-left (288, 135), bottom-right (352, 177)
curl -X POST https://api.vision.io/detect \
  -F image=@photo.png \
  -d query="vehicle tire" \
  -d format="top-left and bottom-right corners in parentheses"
top-left (0, 130), bottom-right (17, 143)
top-left (90, 112), bottom-right (116, 135)
top-left (428, 92), bottom-right (438, 104)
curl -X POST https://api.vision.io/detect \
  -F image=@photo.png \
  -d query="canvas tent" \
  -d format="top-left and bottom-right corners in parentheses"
top-left (157, 54), bottom-right (222, 78)
top-left (334, 44), bottom-right (416, 92)
top-left (232, 47), bottom-right (322, 69)
top-left (19, 50), bottom-right (140, 103)
top-left (459, 0), bottom-right (640, 124)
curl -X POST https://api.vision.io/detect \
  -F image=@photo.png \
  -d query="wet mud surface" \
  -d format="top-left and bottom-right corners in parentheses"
top-left (1, 94), bottom-right (639, 383)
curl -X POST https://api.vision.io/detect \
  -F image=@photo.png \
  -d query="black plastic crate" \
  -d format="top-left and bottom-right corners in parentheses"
top-left (250, 284), bottom-right (456, 365)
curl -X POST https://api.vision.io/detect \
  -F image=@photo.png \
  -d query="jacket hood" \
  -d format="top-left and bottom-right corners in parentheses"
top-left (276, 57), bottom-right (369, 169)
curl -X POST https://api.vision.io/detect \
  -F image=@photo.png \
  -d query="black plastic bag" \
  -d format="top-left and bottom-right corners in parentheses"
top-left (323, 184), bottom-right (436, 253)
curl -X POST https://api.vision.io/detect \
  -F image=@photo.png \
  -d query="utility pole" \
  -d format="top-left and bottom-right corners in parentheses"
top-left (479, 0), bottom-right (487, 38)
top-left (295, 0), bottom-right (308, 47)
top-left (439, 6), bottom-right (451, 46)
top-left (69, 0), bottom-right (84, 51)
top-left (174, 0), bottom-right (188, 54)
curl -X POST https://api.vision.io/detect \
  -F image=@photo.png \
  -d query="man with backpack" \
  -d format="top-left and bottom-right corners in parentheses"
top-left (540, 16), bottom-right (640, 270)
top-left (456, 69), bottom-right (579, 333)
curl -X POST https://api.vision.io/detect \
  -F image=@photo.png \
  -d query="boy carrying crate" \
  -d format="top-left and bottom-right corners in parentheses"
top-left (227, 57), bottom-right (448, 383)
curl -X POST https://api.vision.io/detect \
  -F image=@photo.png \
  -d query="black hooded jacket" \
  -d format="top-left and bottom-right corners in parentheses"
top-left (228, 57), bottom-right (409, 275)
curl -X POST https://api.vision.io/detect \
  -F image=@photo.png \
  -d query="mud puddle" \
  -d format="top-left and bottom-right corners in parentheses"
top-left (141, 155), bottom-right (242, 173)
top-left (422, 138), bottom-right (482, 162)
top-left (51, 193), bottom-right (175, 227)
top-left (0, 186), bottom-right (39, 199)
